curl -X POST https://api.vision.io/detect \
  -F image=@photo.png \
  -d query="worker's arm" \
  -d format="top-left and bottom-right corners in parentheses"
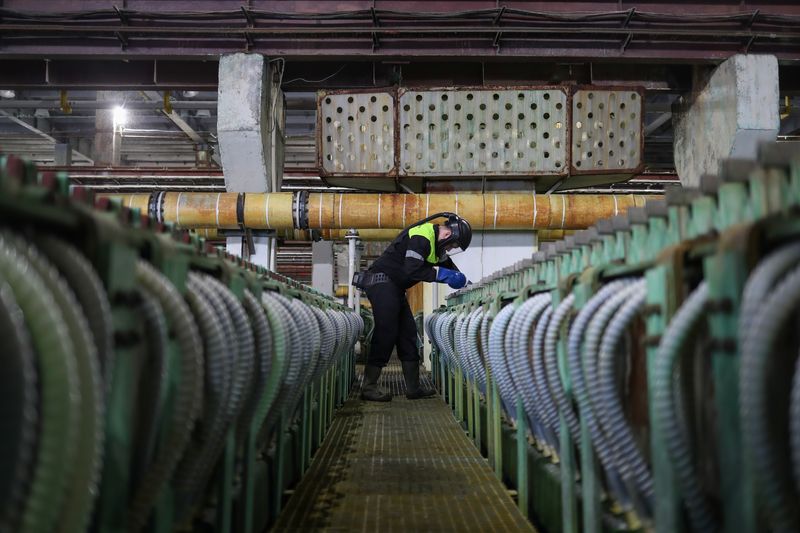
top-left (403, 235), bottom-right (437, 282)
top-left (438, 256), bottom-right (460, 272)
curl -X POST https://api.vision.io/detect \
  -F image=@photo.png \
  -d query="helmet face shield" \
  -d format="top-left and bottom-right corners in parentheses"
top-left (435, 215), bottom-right (472, 260)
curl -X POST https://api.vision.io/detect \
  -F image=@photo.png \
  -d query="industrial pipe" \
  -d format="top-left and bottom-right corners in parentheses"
top-left (190, 227), bottom-right (575, 242)
top-left (306, 192), bottom-right (653, 231)
top-left (345, 231), bottom-right (358, 310)
top-left (101, 192), bottom-right (657, 231)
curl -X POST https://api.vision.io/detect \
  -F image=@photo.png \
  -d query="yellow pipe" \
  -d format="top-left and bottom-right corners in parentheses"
top-left (243, 192), bottom-right (295, 229)
top-left (305, 192), bottom-right (652, 230)
top-left (101, 192), bottom-right (656, 230)
top-left (104, 193), bottom-right (150, 213)
top-left (190, 227), bottom-right (574, 242)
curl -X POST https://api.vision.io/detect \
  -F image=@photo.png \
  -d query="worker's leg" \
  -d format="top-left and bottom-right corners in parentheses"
top-left (365, 282), bottom-right (402, 367)
top-left (396, 291), bottom-right (436, 399)
top-left (361, 282), bottom-right (401, 401)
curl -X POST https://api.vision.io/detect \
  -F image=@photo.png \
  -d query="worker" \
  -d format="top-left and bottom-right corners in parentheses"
top-left (353, 213), bottom-right (472, 402)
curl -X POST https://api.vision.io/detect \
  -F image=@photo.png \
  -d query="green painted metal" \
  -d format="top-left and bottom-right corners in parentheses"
top-left (0, 155), bottom-right (367, 533)
top-left (440, 143), bottom-right (800, 533)
top-left (516, 397), bottom-right (529, 518)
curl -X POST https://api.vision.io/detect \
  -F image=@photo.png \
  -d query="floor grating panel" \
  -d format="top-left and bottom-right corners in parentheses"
top-left (272, 359), bottom-right (536, 532)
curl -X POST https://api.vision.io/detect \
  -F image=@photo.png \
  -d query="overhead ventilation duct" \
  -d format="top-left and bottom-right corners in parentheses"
top-left (317, 86), bottom-right (645, 191)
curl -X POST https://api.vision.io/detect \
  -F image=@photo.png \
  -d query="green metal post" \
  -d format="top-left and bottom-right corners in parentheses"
top-left (516, 397), bottom-right (529, 518)
top-left (704, 238), bottom-right (757, 533)
top-left (645, 264), bottom-right (684, 532)
top-left (217, 430), bottom-right (235, 533)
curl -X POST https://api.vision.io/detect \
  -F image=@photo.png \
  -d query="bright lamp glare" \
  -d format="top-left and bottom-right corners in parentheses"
top-left (113, 106), bottom-right (127, 126)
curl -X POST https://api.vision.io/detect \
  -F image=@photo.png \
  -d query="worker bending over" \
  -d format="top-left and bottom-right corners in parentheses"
top-left (353, 213), bottom-right (472, 401)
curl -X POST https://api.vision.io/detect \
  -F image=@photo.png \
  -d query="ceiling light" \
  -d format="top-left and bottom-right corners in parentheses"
top-left (113, 106), bottom-right (128, 127)
top-left (0, 90), bottom-right (15, 99)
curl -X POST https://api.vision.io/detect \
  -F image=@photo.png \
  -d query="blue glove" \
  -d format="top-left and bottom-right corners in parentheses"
top-left (436, 267), bottom-right (467, 289)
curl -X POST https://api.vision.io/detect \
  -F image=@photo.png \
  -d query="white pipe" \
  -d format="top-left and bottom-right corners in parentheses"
top-left (346, 230), bottom-right (358, 309)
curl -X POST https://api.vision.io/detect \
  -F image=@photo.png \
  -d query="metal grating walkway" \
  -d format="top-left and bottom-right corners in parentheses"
top-left (272, 361), bottom-right (535, 532)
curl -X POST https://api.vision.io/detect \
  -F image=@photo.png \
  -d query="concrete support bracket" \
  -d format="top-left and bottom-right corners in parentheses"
top-left (674, 54), bottom-right (779, 187)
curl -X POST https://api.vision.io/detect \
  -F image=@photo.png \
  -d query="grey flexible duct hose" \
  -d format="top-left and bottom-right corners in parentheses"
top-left (569, 279), bottom-right (635, 508)
top-left (512, 294), bottom-right (553, 446)
top-left (464, 307), bottom-right (483, 383)
top-left (507, 295), bottom-right (550, 441)
top-left (452, 311), bottom-right (464, 371)
top-left (128, 261), bottom-right (204, 533)
top-left (654, 282), bottom-right (717, 532)
top-left (189, 274), bottom-right (236, 420)
top-left (424, 313), bottom-right (436, 350)
top-left (434, 313), bottom-right (449, 369)
top-left (291, 298), bottom-right (322, 384)
top-left (426, 313), bottom-right (441, 370)
top-left (240, 290), bottom-right (273, 439)
top-left (597, 281), bottom-right (653, 515)
top-left (533, 306), bottom-right (560, 437)
top-left (0, 234), bottom-right (79, 533)
top-left (740, 264), bottom-right (800, 533)
top-left (273, 294), bottom-right (304, 420)
top-left (173, 278), bottom-right (231, 521)
top-left (456, 310), bottom-right (472, 376)
top-left (204, 276), bottom-right (256, 425)
top-left (445, 312), bottom-right (459, 372)
top-left (447, 312), bottom-right (460, 373)
top-left (487, 304), bottom-right (519, 418)
top-left (466, 307), bottom-right (488, 392)
top-left (327, 309), bottom-right (345, 365)
top-left (453, 311), bottom-right (467, 375)
top-left (739, 243), bottom-right (800, 338)
top-left (272, 296), bottom-right (311, 411)
top-left (308, 307), bottom-right (328, 378)
top-left (291, 299), bottom-right (319, 381)
top-left (544, 293), bottom-right (581, 442)
top-left (584, 283), bottom-right (644, 502)
top-left (260, 292), bottom-right (298, 436)
top-left (0, 282), bottom-right (38, 533)
top-left (254, 293), bottom-right (289, 446)
top-left (311, 306), bottom-right (335, 379)
top-left (133, 290), bottom-right (169, 483)
top-left (480, 310), bottom-right (491, 389)
top-left (34, 235), bottom-right (114, 401)
top-left (504, 300), bottom-right (532, 414)
top-left (437, 312), bottom-right (456, 373)
top-left (12, 235), bottom-right (105, 533)
top-left (738, 242), bottom-right (800, 530)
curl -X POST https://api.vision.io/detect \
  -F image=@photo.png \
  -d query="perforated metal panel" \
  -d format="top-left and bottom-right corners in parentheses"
top-left (398, 88), bottom-right (568, 176)
top-left (318, 91), bottom-right (395, 175)
top-left (571, 89), bottom-right (643, 174)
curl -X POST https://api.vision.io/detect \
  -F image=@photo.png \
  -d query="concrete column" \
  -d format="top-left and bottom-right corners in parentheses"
top-left (311, 240), bottom-right (334, 296)
top-left (217, 53), bottom-right (272, 192)
top-left (218, 53), bottom-right (282, 267)
top-left (93, 91), bottom-right (119, 166)
top-left (54, 142), bottom-right (71, 166)
top-left (77, 138), bottom-right (93, 160)
top-left (674, 54), bottom-right (779, 187)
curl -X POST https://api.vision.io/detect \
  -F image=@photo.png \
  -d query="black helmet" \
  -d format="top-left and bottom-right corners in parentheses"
top-left (436, 214), bottom-right (472, 260)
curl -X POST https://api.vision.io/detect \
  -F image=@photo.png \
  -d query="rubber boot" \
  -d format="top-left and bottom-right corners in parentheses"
top-left (360, 365), bottom-right (392, 402)
top-left (402, 360), bottom-right (436, 399)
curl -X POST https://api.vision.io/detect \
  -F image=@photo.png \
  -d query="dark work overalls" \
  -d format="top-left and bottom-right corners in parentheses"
top-left (365, 222), bottom-right (458, 367)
